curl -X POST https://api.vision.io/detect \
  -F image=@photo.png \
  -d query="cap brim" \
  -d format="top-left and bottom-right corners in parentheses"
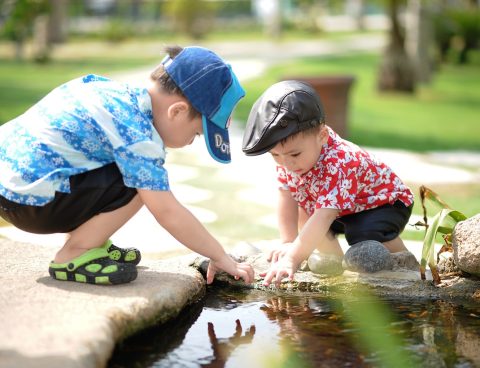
top-left (203, 116), bottom-right (231, 164)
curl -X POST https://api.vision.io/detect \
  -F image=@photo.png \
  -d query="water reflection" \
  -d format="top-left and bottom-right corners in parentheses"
top-left (109, 287), bottom-right (480, 368)
top-left (260, 296), bottom-right (368, 367)
top-left (202, 319), bottom-right (256, 368)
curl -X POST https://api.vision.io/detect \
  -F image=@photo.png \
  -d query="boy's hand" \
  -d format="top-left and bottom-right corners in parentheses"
top-left (260, 254), bottom-right (299, 288)
top-left (267, 243), bottom-right (292, 263)
top-left (207, 254), bottom-right (255, 284)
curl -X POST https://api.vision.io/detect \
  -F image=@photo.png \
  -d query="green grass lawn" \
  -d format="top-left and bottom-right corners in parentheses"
top-left (1, 40), bottom-right (479, 238)
top-left (234, 52), bottom-right (480, 152)
top-left (0, 55), bottom-right (160, 123)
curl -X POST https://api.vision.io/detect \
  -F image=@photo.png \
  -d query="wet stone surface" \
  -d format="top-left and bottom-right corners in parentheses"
top-left (190, 244), bottom-right (480, 302)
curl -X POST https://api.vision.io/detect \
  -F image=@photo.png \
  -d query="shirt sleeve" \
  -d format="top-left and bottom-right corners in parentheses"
top-left (276, 165), bottom-right (290, 191)
top-left (315, 159), bottom-right (358, 211)
top-left (114, 141), bottom-right (169, 191)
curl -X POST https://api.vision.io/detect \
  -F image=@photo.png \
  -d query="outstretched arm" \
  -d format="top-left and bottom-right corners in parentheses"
top-left (138, 189), bottom-right (254, 284)
top-left (268, 188), bottom-right (299, 262)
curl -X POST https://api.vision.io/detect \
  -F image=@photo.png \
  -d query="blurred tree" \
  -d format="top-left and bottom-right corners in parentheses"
top-left (47, 0), bottom-right (67, 44)
top-left (449, 6), bottom-right (480, 64)
top-left (432, 0), bottom-right (480, 65)
top-left (163, 0), bottom-right (217, 39)
top-left (252, 0), bottom-right (283, 38)
top-left (2, 0), bottom-right (49, 60)
top-left (377, 0), bottom-right (416, 93)
top-left (405, 0), bottom-right (434, 83)
top-left (130, 0), bottom-right (142, 21)
top-left (346, 0), bottom-right (366, 30)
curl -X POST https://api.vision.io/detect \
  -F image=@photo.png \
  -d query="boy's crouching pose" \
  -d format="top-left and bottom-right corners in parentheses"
top-left (0, 46), bottom-right (254, 285)
top-left (242, 80), bottom-right (414, 287)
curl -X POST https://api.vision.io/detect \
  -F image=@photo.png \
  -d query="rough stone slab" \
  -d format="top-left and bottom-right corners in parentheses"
top-left (193, 249), bottom-right (480, 302)
top-left (453, 214), bottom-right (480, 276)
top-left (0, 238), bottom-right (205, 368)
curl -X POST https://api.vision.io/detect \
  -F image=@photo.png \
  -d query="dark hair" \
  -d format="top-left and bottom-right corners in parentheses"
top-left (150, 45), bottom-right (201, 119)
top-left (278, 121), bottom-right (324, 146)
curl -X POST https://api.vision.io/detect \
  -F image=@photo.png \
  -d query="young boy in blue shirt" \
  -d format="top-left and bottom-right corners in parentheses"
top-left (0, 46), bottom-right (254, 285)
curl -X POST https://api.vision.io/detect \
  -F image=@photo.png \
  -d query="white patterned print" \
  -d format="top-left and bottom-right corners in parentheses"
top-left (0, 74), bottom-right (169, 206)
top-left (277, 127), bottom-right (414, 217)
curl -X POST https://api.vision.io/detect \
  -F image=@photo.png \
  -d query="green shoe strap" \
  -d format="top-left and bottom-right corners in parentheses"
top-left (50, 248), bottom-right (110, 271)
top-left (100, 239), bottom-right (113, 250)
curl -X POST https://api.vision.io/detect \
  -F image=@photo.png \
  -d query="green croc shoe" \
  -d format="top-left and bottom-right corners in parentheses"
top-left (101, 240), bottom-right (141, 265)
top-left (49, 247), bottom-right (137, 285)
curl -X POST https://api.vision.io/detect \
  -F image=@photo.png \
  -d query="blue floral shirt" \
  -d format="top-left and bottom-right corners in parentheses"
top-left (0, 74), bottom-right (169, 206)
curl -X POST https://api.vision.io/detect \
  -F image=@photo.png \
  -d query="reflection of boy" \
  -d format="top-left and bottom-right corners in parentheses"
top-left (0, 46), bottom-right (254, 285)
top-left (242, 80), bottom-right (414, 287)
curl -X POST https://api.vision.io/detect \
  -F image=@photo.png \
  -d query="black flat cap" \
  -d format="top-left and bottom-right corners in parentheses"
top-left (242, 80), bottom-right (325, 156)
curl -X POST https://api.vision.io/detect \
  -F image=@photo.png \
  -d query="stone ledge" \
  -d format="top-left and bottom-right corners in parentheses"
top-left (0, 238), bottom-right (205, 368)
top-left (192, 251), bottom-right (480, 302)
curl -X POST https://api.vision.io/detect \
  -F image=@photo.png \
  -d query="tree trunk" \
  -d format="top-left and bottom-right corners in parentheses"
top-left (377, 0), bottom-right (416, 93)
top-left (268, 0), bottom-right (282, 39)
top-left (47, 0), bottom-right (68, 44)
top-left (346, 0), bottom-right (366, 30)
top-left (405, 0), bottom-right (433, 83)
top-left (33, 14), bottom-right (50, 62)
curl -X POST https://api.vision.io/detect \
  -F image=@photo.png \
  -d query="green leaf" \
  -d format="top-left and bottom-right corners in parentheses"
top-left (420, 209), bottom-right (467, 275)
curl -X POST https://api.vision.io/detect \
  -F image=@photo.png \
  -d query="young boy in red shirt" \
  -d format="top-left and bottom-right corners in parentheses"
top-left (242, 80), bottom-right (414, 287)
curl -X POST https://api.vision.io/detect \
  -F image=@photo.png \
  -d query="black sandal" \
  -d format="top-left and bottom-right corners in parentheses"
top-left (49, 247), bottom-right (137, 285)
top-left (101, 240), bottom-right (141, 265)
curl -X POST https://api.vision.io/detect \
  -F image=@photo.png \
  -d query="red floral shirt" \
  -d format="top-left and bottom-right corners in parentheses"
top-left (277, 127), bottom-right (414, 217)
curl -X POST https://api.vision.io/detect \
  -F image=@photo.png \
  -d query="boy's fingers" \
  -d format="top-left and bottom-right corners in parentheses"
top-left (244, 266), bottom-right (254, 284)
top-left (206, 263), bottom-right (216, 284)
top-left (275, 271), bottom-right (286, 287)
top-left (263, 270), bottom-right (275, 286)
top-left (272, 252), bottom-right (279, 263)
top-left (238, 269), bottom-right (250, 284)
top-left (266, 250), bottom-right (274, 262)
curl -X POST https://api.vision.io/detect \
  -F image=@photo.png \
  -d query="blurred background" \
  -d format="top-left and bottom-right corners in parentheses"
top-left (0, 0), bottom-right (479, 247)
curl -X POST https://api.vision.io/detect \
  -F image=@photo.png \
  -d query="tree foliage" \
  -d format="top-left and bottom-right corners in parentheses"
top-left (163, 0), bottom-right (218, 39)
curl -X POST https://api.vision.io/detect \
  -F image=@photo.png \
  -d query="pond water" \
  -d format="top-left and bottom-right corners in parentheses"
top-left (108, 285), bottom-right (480, 368)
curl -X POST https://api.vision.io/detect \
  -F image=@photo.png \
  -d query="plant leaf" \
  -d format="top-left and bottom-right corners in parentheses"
top-left (420, 209), bottom-right (467, 283)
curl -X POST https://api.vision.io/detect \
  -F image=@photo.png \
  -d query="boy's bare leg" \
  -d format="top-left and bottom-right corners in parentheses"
top-left (54, 195), bottom-right (144, 263)
top-left (383, 236), bottom-right (408, 253)
top-left (316, 230), bottom-right (344, 257)
top-left (298, 208), bottom-right (343, 257)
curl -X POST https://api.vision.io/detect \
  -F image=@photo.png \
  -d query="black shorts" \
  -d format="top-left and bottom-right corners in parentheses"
top-left (0, 163), bottom-right (137, 234)
top-left (330, 200), bottom-right (413, 245)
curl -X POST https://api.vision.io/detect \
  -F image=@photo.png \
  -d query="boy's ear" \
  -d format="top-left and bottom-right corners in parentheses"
top-left (318, 124), bottom-right (328, 144)
top-left (167, 101), bottom-right (189, 120)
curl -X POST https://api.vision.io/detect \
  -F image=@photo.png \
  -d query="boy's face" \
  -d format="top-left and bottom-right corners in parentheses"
top-left (157, 100), bottom-right (204, 149)
top-left (269, 128), bottom-right (326, 175)
top-left (167, 114), bottom-right (203, 148)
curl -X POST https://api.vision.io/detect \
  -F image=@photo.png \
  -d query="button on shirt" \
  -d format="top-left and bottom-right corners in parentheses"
top-left (0, 74), bottom-right (169, 206)
top-left (277, 127), bottom-right (414, 217)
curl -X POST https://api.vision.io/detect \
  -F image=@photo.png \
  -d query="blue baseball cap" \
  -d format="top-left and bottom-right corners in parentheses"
top-left (162, 46), bottom-right (245, 163)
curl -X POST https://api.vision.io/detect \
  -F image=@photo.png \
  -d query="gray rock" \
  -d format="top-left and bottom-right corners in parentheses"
top-left (342, 240), bottom-right (393, 273)
top-left (391, 251), bottom-right (420, 271)
top-left (437, 252), bottom-right (461, 275)
top-left (452, 214), bottom-right (480, 276)
top-left (307, 252), bottom-right (344, 276)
